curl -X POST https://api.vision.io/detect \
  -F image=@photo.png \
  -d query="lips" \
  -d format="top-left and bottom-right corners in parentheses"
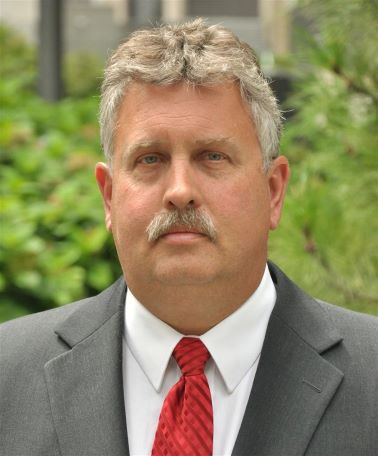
top-left (158, 226), bottom-right (207, 244)
top-left (162, 226), bottom-right (203, 236)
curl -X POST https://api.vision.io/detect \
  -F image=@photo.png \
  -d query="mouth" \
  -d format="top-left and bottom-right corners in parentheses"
top-left (159, 226), bottom-right (207, 243)
top-left (162, 226), bottom-right (204, 236)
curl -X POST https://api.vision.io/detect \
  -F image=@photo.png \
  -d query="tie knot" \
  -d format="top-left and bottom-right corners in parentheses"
top-left (173, 337), bottom-right (210, 376)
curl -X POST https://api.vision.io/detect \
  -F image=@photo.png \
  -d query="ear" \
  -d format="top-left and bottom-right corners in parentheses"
top-left (267, 156), bottom-right (290, 230)
top-left (95, 162), bottom-right (113, 232)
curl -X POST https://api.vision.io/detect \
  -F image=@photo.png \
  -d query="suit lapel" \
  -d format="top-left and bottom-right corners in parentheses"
top-left (232, 263), bottom-right (344, 456)
top-left (42, 264), bottom-right (344, 456)
top-left (44, 279), bottom-right (130, 456)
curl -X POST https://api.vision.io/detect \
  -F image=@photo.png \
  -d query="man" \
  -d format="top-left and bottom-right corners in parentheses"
top-left (0, 19), bottom-right (377, 456)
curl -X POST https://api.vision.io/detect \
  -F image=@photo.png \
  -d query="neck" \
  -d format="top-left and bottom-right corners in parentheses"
top-left (127, 268), bottom-right (265, 335)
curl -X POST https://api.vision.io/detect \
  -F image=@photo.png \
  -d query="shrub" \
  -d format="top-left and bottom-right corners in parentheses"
top-left (269, 0), bottom-right (378, 314)
top-left (1, 1), bottom-right (377, 322)
top-left (0, 25), bottom-right (121, 321)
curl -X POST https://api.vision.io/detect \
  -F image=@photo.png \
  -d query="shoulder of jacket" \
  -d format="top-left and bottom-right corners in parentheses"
top-left (316, 299), bottom-right (378, 350)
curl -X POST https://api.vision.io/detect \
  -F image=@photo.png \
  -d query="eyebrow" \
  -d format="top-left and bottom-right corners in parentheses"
top-left (193, 137), bottom-right (240, 153)
top-left (122, 136), bottom-right (240, 161)
top-left (124, 140), bottom-right (168, 157)
top-left (121, 140), bottom-right (168, 166)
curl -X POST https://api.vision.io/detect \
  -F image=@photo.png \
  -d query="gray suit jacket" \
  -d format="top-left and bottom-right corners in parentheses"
top-left (1, 263), bottom-right (377, 456)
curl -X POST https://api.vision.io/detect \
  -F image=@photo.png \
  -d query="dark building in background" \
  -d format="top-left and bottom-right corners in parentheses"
top-left (0, 0), bottom-right (293, 104)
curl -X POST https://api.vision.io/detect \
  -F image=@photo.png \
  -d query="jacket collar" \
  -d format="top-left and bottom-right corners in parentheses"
top-left (45, 277), bottom-right (129, 456)
top-left (232, 262), bottom-right (344, 455)
top-left (269, 262), bottom-right (342, 354)
top-left (54, 276), bottom-right (126, 348)
top-left (46, 262), bottom-right (345, 456)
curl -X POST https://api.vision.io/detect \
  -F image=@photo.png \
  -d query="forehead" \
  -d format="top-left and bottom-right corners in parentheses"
top-left (118, 80), bottom-right (250, 120)
top-left (114, 81), bottom-right (259, 153)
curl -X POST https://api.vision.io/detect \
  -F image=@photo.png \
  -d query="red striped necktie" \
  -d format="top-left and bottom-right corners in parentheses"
top-left (151, 337), bottom-right (213, 456)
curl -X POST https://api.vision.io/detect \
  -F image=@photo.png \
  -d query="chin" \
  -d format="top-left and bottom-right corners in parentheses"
top-left (154, 265), bottom-right (216, 286)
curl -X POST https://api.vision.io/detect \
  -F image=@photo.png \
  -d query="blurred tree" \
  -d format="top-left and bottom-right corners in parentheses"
top-left (269, 0), bottom-right (378, 314)
top-left (1, 0), bottom-right (377, 323)
top-left (63, 53), bottom-right (103, 98)
top-left (39, 0), bottom-right (63, 101)
top-left (0, 25), bottom-right (121, 322)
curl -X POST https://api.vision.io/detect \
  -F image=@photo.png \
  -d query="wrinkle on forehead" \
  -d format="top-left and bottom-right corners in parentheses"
top-left (114, 81), bottom-right (261, 168)
top-left (122, 136), bottom-right (241, 158)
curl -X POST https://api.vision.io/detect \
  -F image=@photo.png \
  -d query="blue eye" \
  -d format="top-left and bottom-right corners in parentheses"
top-left (141, 155), bottom-right (159, 164)
top-left (207, 152), bottom-right (224, 161)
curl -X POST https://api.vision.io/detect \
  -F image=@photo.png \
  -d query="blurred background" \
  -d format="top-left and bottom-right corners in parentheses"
top-left (0, 0), bottom-right (377, 322)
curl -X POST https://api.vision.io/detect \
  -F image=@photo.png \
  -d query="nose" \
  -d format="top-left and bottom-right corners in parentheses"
top-left (162, 159), bottom-right (200, 210)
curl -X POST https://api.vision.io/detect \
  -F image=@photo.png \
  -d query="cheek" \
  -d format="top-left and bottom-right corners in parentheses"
top-left (220, 176), bottom-right (268, 210)
top-left (214, 179), bottom-right (271, 230)
top-left (111, 183), bottom-right (158, 234)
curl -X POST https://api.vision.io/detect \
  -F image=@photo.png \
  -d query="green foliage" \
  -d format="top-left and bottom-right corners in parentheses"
top-left (269, 0), bottom-right (378, 315)
top-left (0, 25), bottom-right (121, 321)
top-left (1, 0), bottom-right (377, 323)
top-left (63, 52), bottom-right (104, 98)
top-left (0, 25), bottom-right (36, 88)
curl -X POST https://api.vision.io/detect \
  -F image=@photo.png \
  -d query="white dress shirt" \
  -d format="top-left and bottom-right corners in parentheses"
top-left (123, 265), bottom-right (276, 456)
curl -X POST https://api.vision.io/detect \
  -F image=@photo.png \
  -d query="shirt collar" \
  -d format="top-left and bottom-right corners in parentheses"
top-left (200, 265), bottom-right (276, 392)
top-left (125, 265), bottom-right (276, 393)
top-left (125, 291), bottom-right (182, 392)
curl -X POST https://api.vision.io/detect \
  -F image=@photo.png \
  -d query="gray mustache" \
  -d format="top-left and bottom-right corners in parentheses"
top-left (146, 208), bottom-right (217, 242)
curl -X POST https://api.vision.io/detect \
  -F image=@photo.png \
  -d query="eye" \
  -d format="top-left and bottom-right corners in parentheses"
top-left (208, 152), bottom-right (223, 161)
top-left (138, 154), bottom-right (161, 165)
top-left (203, 152), bottom-right (226, 161)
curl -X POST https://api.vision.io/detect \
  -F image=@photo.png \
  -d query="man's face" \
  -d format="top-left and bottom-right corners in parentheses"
top-left (96, 82), bottom-right (288, 294)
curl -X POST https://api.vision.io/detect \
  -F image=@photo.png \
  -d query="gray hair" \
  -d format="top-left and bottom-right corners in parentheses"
top-left (100, 18), bottom-right (282, 170)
